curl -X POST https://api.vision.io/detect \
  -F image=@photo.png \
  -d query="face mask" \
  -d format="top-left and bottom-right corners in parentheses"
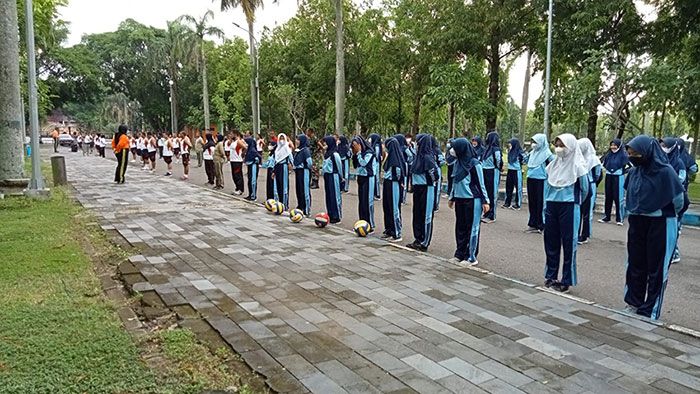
top-left (449, 148), bottom-right (456, 157)
top-left (662, 146), bottom-right (673, 154)
top-left (629, 156), bottom-right (646, 167)
top-left (268, 145), bottom-right (274, 150)
top-left (406, 139), bottom-right (412, 144)
top-left (531, 142), bottom-right (537, 149)
top-left (611, 148), bottom-right (619, 153)
top-left (555, 147), bottom-right (566, 157)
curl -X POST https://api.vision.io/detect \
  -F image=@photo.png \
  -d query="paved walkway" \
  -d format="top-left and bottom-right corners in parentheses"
top-left (67, 155), bottom-right (700, 393)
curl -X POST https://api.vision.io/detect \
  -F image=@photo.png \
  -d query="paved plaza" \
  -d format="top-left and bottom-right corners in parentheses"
top-left (66, 154), bottom-right (700, 393)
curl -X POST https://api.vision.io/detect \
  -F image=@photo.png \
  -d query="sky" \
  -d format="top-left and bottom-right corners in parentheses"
top-left (59, 0), bottom-right (546, 110)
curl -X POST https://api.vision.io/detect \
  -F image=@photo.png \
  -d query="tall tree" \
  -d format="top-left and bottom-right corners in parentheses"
top-left (0, 0), bottom-right (24, 183)
top-left (333, 0), bottom-right (345, 134)
top-left (159, 21), bottom-right (193, 133)
top-left (178, 10), bottom-right (224, 130)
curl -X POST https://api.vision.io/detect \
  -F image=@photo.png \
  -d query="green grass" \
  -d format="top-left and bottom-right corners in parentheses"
top-left (0, 189), bottom-right (257, 393)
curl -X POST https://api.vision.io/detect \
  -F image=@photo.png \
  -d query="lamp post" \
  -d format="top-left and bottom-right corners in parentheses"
top-left (543, 0), bottom-right (554, 138)
top-left (25, 0), bottom-right (46, 194)
top-left (233, 22), bottom-right (260, 139)
top-left (168, 79), bottom-right (177, 134)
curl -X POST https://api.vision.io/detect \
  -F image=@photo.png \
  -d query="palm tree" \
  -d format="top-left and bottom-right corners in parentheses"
top-left (218, 0), bottom-right (265, 137)
top-left (178, 10), bottom-right (224, 131)
top-left (334, 0), bottom-right (345, 135)
top-left (158, 21), bottom-right (192, 133)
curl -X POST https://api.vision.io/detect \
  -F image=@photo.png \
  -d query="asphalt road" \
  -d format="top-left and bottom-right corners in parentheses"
top-left (72, 147), bottom-right (700, 329)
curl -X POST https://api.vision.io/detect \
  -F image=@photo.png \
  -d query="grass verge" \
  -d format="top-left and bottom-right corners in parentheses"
top-left (0, 187), bottom-right (257, 393)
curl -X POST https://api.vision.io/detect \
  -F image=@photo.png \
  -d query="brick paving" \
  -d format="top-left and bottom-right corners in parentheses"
top-left (67, 155), bottom-right (700, 393)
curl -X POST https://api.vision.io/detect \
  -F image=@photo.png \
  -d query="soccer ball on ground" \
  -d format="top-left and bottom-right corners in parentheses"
top-left (314, 212), bottom-right (330, 228)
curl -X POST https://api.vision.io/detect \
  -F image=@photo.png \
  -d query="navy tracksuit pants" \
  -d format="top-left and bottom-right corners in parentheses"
top-left (295, 168), bottom-right (311, 216)
top-left (625, 215), bottom-right (676, 320)
top-left (604, 174), bottom-right (625, 223)
top-left (383, 180), bottom-right (403, 238)
top-left (266, 168), bottom-right (275, 200)
top-left (483, 168), bottom-right (499, 220)
top-left (527, 178), bottom-right (546, 230)
top-left (412, 184), bottom-right (436, 248)
top-left (504, 169), bottom-right (523, 208)
top-left (454, 198), bottom-right (483, 262)
top-left (544, 201), bottom-right (580, 286)
top-left (357, 175), bottom-right (375, 229)
top-left (324, 173), bottom-right (342, 223)
top-left (247, 162), bottom-right (258, 200)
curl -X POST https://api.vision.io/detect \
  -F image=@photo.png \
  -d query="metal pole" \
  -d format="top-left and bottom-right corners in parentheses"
top-left (255, 46), bottom-right (261, 138)
top-left (543, 0), bottom-right (554, 138)
top-left (169, 81), bottom-right (176, 133)
top-left (25, 0), bottom-right (45, 191)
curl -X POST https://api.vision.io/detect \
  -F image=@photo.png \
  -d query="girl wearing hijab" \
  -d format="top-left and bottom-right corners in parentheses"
top-left (244, 136), bottom-right (262, 201)
top-left (432, 136), bottom-right (446, 211)
top-left (112, 125), bottom-right (130, 184)
top-left (480, 131), bottom-right (503, 223)
top-left (262, 141), bottom-right (277, 200)
top-left (447, 138), bottom-right (491, 266)
top-left (381, 137), bottom-right (406, 242)
top-left (446, 139), bottom-right (456, 197)
top-left (660, 137), bottom-right (689, 264)
top-left (600, 139), bottom-right (630, 225)
top-left (405, 134), bottom-right (416, 193)
top-left (407, 134), bottom-right (439, 252)
top-left (392, 134), bottom-right (411, 204)
top-left (623, 135), bottom-right (685, 320)
top-left (293, 134), bottom-right (313, 216)
top-left (322, 136), bottom-right (344, 223)
top-left (577, 138), bottom-right (602, 244)
top-left (368, 133), bottom-right (383, 199)
top-left (543, 134), bottom-right (589, 293)
top-left (273, 133), bottom-right (294, 210)
top-left (471, 136), bottom-right (485, 160)
top-left (525, 133), bottom-right (555, 233)
top-left (352, 135), bottom-right (376, 230)
top-left (503, 138), bottom-right (525, 210)
top-left (338, 136), bottom-right (352, 192)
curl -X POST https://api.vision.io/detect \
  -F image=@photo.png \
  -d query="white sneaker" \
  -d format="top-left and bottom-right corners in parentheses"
top-left (467, 259), bottom-right (479, 266)
top-left (389, 237), bottom-right (403, 243)
top-left (616, 222), bottom-right (624, 226)
top-left (448, 257), bottom-right (462, 265)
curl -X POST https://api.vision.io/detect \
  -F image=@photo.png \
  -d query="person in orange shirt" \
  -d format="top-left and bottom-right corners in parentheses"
top-left (51, 127), bottom-right (60, 153)
top-left (112, 125), bottom-right (131, 184)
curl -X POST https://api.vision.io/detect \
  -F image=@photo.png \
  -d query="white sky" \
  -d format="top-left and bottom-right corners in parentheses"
top-left (59, 0), bottom-right (552, 109)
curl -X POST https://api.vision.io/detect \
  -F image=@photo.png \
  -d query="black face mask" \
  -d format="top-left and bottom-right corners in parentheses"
top-left (629, 156), bottom-right (647, 167)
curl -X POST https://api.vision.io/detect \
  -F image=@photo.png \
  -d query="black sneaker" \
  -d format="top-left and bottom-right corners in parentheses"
top-left (554, 283), bottom-right (570, 293)
top-left (544, 279), bottom-right (557, 288)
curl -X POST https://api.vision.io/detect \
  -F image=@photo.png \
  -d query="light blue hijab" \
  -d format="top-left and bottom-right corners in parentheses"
top-left (527, 133), bottom-right (553, 168)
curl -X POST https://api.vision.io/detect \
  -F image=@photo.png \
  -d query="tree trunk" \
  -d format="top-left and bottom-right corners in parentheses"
top-left (169, 80), bottom-right (178, 133)
top-left (247, 20), bottom-right (260, 138)
top-left (449, 102), bottom-right (456, 138)
top-left (519, 50), bottom-right (531, 143)
top-left (659, 102), bottom-right (667, 137)
top-left (691, 117), bottom-right (699, 160)
top-left (486, 38), bottom-right (500, 131)
top-left (201, 44), bottom-right (211, 130)
top-left (652, 110), bottom-right (658, 137)
top-left (395, 82), bottom-right (402, 135)
top-left (615, 103), bottom-right (630, 140)
top-left (586, 97), bottom-right (598, 148)
top-left (411, 93), bottom-right (421, 135)
top-left (0, 0), bottom-right (24, 182)
top-left (334, 0), bottom-right (345, 135)
top-left (640, 111), bottom-right (646, 134)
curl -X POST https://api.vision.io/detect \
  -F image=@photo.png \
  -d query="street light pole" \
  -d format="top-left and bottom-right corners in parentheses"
top-left (543, 0), bottom-right (554, 139)
top-left (25, 0), bottom-right (46, 192)
top-left (169, 79), bottom-right (177, 134)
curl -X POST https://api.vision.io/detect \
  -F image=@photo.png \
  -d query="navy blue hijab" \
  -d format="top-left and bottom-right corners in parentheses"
top-left (507, 138), bottom-right (523, 164)
top-left (481, 132), bottom-right (501, 161)
top-left (431, 135), bottom-right (443, 159)
top-left (625, 135), bottom-right (684, 214)
top-left (368, 133), bottom-right (383, 161)
top-left (294, 134), bottom-right (311, 167)
top-left (602, 138), bottom-right (629, 172)
top-left (244, 137), bottom-right (262, 163)
top-left (337, 136), bottom-right (350, 158)
top-left (471, 136), bottom-right (485, 159)
top-left (384, 137), bottom-right (406, 172)
top-left (412, 134), bottom-right (437, 175)
top-left (661, 137), bottom-right (684, 173)
top-left (323, 135), bottom-right (337, 159)
top-left (451, 138), bottom-right (479, 183)
top-left (677, 138), bottom-right (695, 169)
top-left (392, 134), bottom-right (407, 148)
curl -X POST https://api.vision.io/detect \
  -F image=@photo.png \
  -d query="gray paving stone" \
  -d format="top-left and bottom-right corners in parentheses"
top-left (475, 359), bottom-right (533, 387)
top-left (439, 357), bottom-right (494, 385)
top-left (401, 354), bottom-right (453, 380)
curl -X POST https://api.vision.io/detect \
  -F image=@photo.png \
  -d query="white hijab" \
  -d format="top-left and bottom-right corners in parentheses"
top-left (274, 133), bottom-right (293, 164)
top-left (577, 137), bottom-right (601, 171)
top-left (546, 133), bottom-right (588, 187)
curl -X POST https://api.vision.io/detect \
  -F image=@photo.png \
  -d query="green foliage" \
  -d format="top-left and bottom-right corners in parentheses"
top-left (206, 39), bottom-right (252, 129)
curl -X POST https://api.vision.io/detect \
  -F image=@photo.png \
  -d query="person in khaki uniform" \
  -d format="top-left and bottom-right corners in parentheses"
top-left (213, 135), bottom-right (226, 190)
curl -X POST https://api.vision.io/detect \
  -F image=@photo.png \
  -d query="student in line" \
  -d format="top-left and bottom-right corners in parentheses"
top-left (392, 134), bottom-right (411, 204)
top-left (294, 134), bottom-right (313, 216)
top-left (543, 134), bottom-right (589, 294)
top-left (471, 136), bottom-right (485, 160)
top-left (157, 133), bottom-right (165, 159)
top-left (624, 135), bottom-right (684, 320)
top-left (407, 134), bottom-right (439, 252)
top-left (213, 135), bottom-right (226, 190)
top-left (129, 134), bottom-right (138, 163)
top-left (146, 132), bottom-right (157, 173)
top-left (446, 139), bottom-right (455, 197)
top-left (368, 133), bottom-right (383, 200)
top-left (503, 138), bottom-right (525, 210)
top-left (273, 133), bottom-right (293, 210)
top-left (599, 139), bottom-right (630, 225)
top-left (202, 133), bottom-right (216, 185)
top-left (525, 133), bottom-right (554, 233)
top-left (244, 136), bottom-right (262, 201)
top-left (228, 131), bottom-right (246, 195)
top-left (112, 125), bottom-right (130, 184)
top-left (263, 141), bottom-right (277, 201)
top-left (673, 138), bottom-right (698, 264)
top-left (173, 135), bottom-right (181, 164)
top-left (447, 138), bottom-right (490, 267)
top-left (432, 136), bottom-right (446, 211)
top-left (381, 137), bottom-right (405, 242)
top-left (480, 131), bottom-right (502, 223)
top-left (193, 131), bottom-right (203, 167)
top-left (404, 134), bottom-right (415, 194)
top-left (180, 132), bottom-right (192, 181)
top-left (338, 136), bottom-right (351, 193)
top-left (322, 136), bottom-right (343, 224)
top-left (352, 135), bottom-right (376, 230)
top-left (660, 137), bottom-right (689, 264)
top-left (577, 137), bottom-right (602, 244)
top-left (162, 133), bottom-right (175, 177)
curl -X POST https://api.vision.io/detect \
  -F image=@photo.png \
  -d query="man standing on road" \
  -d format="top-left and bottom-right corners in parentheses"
top-left (194, 131), bottom-right (204, 167)
top-left (51, 127), bottom-right (60, 153)
top-left (213, 134), bottom-right (226, 190)
top-left (306, 128), bottom-right (321, 189)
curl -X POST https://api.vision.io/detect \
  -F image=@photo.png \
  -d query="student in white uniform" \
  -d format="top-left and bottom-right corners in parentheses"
top-left (162, 133), bottom-right (174, 176)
